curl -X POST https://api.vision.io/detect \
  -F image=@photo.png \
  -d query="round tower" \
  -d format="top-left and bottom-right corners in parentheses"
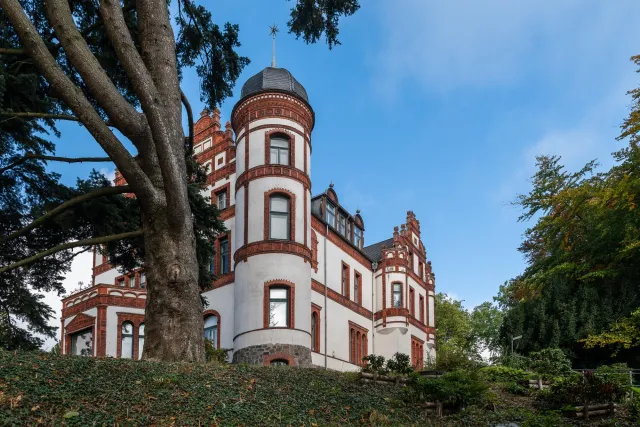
top-left (230, 67), bottom-right (314, 366)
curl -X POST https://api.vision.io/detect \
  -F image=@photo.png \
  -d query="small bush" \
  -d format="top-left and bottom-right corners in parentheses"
top-left (502, 381), bottom-right (530, 396)
top-left (362, 354), bottom-right (388, 375)
top-left (425, 342), bottom-right (483, 371)
top-left (499, 353), bottom-right (531, 371)
top-left (537, 371), bottom-right (628, 409)
top-left (479, 365), bottom-right (533, 383)
top-left (407, 369), bottom-right (489, 410)
top-left (595, 363), bottom-right (632, 388)
top-left (528, 348), bottom-right (571, 377)
top-left (628, 389), bottom-right (640, 423)
top-left (386, 352), bottom-right (412, 375)
top-left (204, 339), bottom-right (230, 363)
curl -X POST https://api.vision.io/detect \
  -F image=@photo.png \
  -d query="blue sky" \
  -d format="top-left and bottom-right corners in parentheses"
top-left (44, 0), bottom-right (640, 328)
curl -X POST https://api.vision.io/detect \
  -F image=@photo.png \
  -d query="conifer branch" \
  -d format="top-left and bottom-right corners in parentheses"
top-left (0, 230), bottom-right (143, 274)
top-left (1, 185), bottom-right (131, 243)
top-left (0, 153), bottom-right (112, 175)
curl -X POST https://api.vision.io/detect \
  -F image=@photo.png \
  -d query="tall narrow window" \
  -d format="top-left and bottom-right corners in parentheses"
top-left (117, 277), bottom-right (125, 287)
top-left (354, 227), bottom-right (363, 248)
top-left (219, 237), bottom-right (229, 274)
top-left (420, 295), bottom-right (425, 323)
top-left (129, 275), bottom-right (135, 288)
top-left (326, 202), bottom-right (336, 227)
top-left (341, 263), bottom-right (350, 297)
top-left (138, 323), bottom-right (145, 359)
top-left (269, 195), bottom-right (290, 240)
top-left (419, 261), bottom-right (424, 279)
top-left (121, 322), bottom-right (134, 359)
top-left (392, 283), bottom-right (402, 307)
top-left (269, 136), bottom-right (290, 165)
top-left (408, 252), bottom-right (414, 271)
top-left (204, 315), bottom-right (218, 348)
top-left (338, 215), bottom-right (346, 236)
top-left (354, 272), bottom-right (361, 305)
top-left (409, 288), bottom-right (415, 316)
top-left (71, 329), bottom-right (93, 356)
top-left (349, 329), bottom-right (355, 363)
top-left (216, 190), bottom-right (227, 210)
top-left (269, 287), bottom-right (289, 327)
top-left (311, 312), bottom-right (317, 352)
top-left (361, 335), bottom-right (366, 365)
top-left (140, 272), bottom-right (146, 289)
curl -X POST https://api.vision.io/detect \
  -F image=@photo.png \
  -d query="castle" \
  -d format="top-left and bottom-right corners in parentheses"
top-left (59, 65), bottom-right (437, 370)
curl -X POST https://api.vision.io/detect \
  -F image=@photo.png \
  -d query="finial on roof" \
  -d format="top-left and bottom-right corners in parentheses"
top-left (356, 209), bottom-right (360, 214)
top-left (200, 108), bottom-right (210, 118)
top-left (269, 24), bottom-right (279, 68)
top-left (329, 181), bottom-right (334, 188)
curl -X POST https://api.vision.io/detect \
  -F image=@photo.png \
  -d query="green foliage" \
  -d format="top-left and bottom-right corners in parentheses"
top-left (385, 352), bottom-right (412, 375)
top-left (287, 0), bottom-right (360, 49)
top-left (471, 301), bottom-right (504, 358)
top-left (407, 369), bottom-right (489, 410)
top-left (479, 366), bottom-right (533, 383)
top-left (582, 309), bottom-right (640, 355)
top-left (595, 363), bottom-right (633, 389)
top-left (361, 354), bottom-right (387, 375)
top-left (537, 371), bottom-right (628, 409)
top-left (529, 348), bottom-right (572, 377)
top-left (203, 339), bottom-right (229, 364)
top-left (499, 353), bottom-right (532, 371)
top-left (503, 381), bottom-right (530, 396)
top-left (629, 389), bottom-right (640, 422)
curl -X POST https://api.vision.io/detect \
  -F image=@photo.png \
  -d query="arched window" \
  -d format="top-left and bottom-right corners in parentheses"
top-left (392, 283), bottom-right (402, 307)
top-left (138, 323), bottom-right (145, 359)
top-left (121, 322), bottom-right (134, 359)
top-left (311, 312), bottom-right (317, 352)
top-left (269, 135), bottom-right (290, 165)
top-left (270, 359), bottom-right (289, 366)
top-left (204, 315), bottom-right (218, 348)
top-left (269, 195), bottom-right (290, 240)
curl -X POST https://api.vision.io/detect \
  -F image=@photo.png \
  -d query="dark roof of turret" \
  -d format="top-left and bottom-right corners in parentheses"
top-left (240, 67), bottom-right (309, 103)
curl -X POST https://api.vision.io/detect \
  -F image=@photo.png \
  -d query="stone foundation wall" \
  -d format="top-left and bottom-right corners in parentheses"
top-left (232, 343), bottom-right (312, 367)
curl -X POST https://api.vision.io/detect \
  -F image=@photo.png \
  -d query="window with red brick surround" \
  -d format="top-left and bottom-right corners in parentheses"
top-left (348, 321), bottom-right (368, 366)
top-left (391, 281), bottom-right (403, 308)
top-left (409, 287), bottom-right (415, 317)
top-left (263, 280), bottom-right (295, 329)
top-left (311, 303), bottom-right (321, 352)
top-left (354, 270), bottom-right (362, 305)
top-left (115, 313), bottom-right (145, 360)
top-left (411, 335), bottom-right (425, 370)
top-left (203, 309), bottom-right (221, 349)
top-left (264, 129), bottom-right (295, 168)
top-left (341, 261), bottom-right (350, 299)
top-left (264, 189), bottom-right (296, 241)
top-left (419, 295), bottom-right (425, 323)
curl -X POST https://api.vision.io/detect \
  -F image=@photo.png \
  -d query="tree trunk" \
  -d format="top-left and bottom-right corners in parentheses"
top-left (141, 208), bottom-right (204, 362)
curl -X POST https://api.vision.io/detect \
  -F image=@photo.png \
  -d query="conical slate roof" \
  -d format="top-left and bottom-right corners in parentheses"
top-left (240, 67), bottom-right (309, 103)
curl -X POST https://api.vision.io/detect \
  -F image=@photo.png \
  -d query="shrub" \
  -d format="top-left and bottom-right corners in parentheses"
top-left (499, 353), bottom-right (531, 371)
top-left (426, 342), bottom-right (483, 371)
top-left (537, 371), bottom-right (627, 409)
top-left (528, 348), bottom-right (571, 377)
top-left (503, 381), bottom-right (530, 396)
top-left (204, 339), bottom-right (230, 363)
top-left (407, 369), bottom-right (489, 410)
top-left (361, 354), bottom-right (388, 375)
top-left (628, 389), bottom-right (640, 423)
top-left (595, 363), bottom-right (632, 389)
top-left (386, 352), bottom-right (412, 375)
top-left (479, 365), bottom-right (533, 383)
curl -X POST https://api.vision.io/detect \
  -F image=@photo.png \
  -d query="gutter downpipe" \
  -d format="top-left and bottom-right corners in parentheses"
top-left (371, 261), bottom-right (377, 355)
top-left (324, 223), bottom-right (328, 369)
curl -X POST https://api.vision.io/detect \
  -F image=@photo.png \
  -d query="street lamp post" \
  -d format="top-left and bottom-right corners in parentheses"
top-left (511, 335), bottom-right (522, 355)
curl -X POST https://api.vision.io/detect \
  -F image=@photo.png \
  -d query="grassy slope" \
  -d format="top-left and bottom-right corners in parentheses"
top-left (0, 351), bottom-right (637, 426)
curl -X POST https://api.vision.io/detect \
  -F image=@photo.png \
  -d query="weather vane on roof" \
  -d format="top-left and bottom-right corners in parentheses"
top-left (269, 24), bottom-right (279, 68)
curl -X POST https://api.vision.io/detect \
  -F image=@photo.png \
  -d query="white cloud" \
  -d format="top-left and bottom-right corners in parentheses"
top-left (99, 167), bottom-right (116, 184)
top-left (372, 0), bottom-right (640, 95)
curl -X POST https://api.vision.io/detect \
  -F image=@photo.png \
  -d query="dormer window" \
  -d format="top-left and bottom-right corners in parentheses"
top-left (326, 202), bottom-right (336, 227)
top-left (269, 136), bottom-right (290, 166)
top-left (338, 215), bottom-right (346, 236)
top-left (354, 227), bottom-right (363, 248)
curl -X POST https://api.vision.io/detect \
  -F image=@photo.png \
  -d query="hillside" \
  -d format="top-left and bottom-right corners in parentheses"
top-left (0, 350), bottom-right (637, 426)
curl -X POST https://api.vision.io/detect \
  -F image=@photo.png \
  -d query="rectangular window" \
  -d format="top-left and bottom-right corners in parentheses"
top-left (354, 227), bottom-right (363, 248)
top-left (354, 272), bottom-right (361, 305)
top-left (270, 196), bottom-right (290, 240)
top-left (338, 215), bottom-right (346, 236)
top-left (219, 237), bottom-right (229, 274)
top-left (409, 287), bottom-right (415, 316)
top-left (269, 288), bottom-right (289, 327)
top-left (326, 202), bottom-right (336, 227)
top-left (140, 272), bottom-right (146, 289)
top-left (117, 278), bottom-right (125, 287)
top-left (270, 137), bottom-right (290, 166)
top-left (419, 261), bottom-right (424, 279)
top-left (71, 329), bottom-right (93, 356)
top-left (342, 263), bottom-right (350, 297)
top-left (216, 190), bottom-right (227, 210)
top-left (419, 295), bottom-right (425, 323)
top-left (408, 252), bottom-right (413, 271)
top-left (129, 276), bottom-right (135, 288)
top-left (392, 283), bottom-right (402, 307)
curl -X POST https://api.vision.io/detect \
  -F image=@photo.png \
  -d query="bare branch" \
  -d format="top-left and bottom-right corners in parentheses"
top-left (0, 152), bottom-right (112, 175)
top-left (0, 47), bottom-right (25, 55)
top-left (181, 89), bottom-right (194, 153)
top-left (1, 185), bottom-right (131, 243)
top-left (45, 0), bottom-right (148, 143)
top-left (0, 111), bottom-right (114, 127)
top-left (0, 230), bottom-right (143, 274)
top-left (0, 0), bottom-right (156, 203)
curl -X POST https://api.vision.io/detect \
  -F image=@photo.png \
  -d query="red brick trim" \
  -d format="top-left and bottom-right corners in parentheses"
top-left (236, 165), bottom-right (311, 192)
top-left (244, 122), bottom-right (249, 171)
top-left (62, 293), bottom-right (146, 318)
top-left (219, 208), bottom-right (235, 221)
top-left (264, 128), bottom-right (296, 169)
top-left (411, 335), bottom-right (425, 370)
top-left (65, 313), bottom-right (96, 335)
top-left (264, 188), bottom-right (296, 241)
top-left (263, 280), bottom-right (296, 329)
top-left (311, 279), bottom-right (373, 318)
top-left (116, 313), bottom-right (145, 360)
top-left (231, 93), bottom-right (314, 136)
top-left (354, 270), bottom-right (363, 305)
top-left (408, 316), bottom-right (428, 333)
top-left (205, 162), bottom-right (235, 186)
top-left (311, 230), bottom-right (319, 272)
top-left (390, 281), bottom-right (404, 308)
top-left (207, 271), bottom-right (235, 290)
top-left (211, 182), bottom-right (231, 211)
top-left (311, 216), bottom-right (371, 269)
top-left (64, 325), bottom-right (96, 356)
top-left (263, 352), bottom-right (296, 367)
top-left (243, 184), bottom-right (249, 246)
top-left (348, 321), bottom-right (369, 366)
top-left (419, 294), bottom-right (425, 324)
top-left (304, 190), bottom-right (308, 248)
top-left (92, 262), bottom-right (113, 276)
top-left (341, 261), bottom-right (350, 298)
top-left (203, 309), bottom-right (221, 349)
top-left (234, 240), bottom-right (311, 265)
top-left (311, 303), bottom-right (321, 352)
top-left (246, 123), bottom-right (310, 149)
top-left (96, 305), bottom-right (107, 357)
top-left (213, 232), bottom-right (232, 276)
top-left (409, 286), bottom-right (415, 317)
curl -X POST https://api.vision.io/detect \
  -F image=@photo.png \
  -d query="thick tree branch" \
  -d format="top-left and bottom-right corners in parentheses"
top-left (0, 0), bottom-right (156, 204)
top-left (45, 0), bottom-right (149, 143)
top-left (0, 230), bottom-right (143, 274)
top-left (181, 89), bottom-right (194, 153)
top-left (1, 185), bottom-right (131, 243)
top-left (0, 47), bottom-right (25, 55)
top-left (101, 0), bottom-right (190, 228)
top-left (0, 153), bottom-right (112, 175)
